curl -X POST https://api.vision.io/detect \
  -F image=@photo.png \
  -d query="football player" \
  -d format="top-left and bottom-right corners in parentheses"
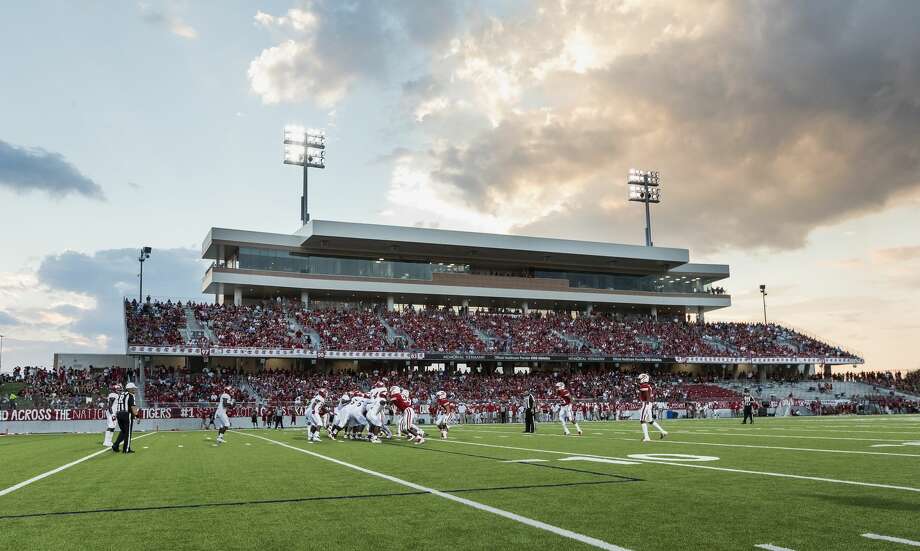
top-left (390, 386), bottom-right (424, 444)
top-left (555, 382), bottom-right (582, 436)
top-left (102, 383), bottom-right (122, 447)
top-left (638, 373), bottom-right (668, 441)
top-left (434, 390), bottom-right (453, 439)
top-left (306, 388), bottom-right (326, 443)
top-left (215, 387), bottom-right (234, 444)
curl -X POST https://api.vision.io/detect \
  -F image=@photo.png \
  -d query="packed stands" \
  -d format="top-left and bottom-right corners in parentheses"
top-left (143, 366), bottom-right (250, 405)
top-left (124, 299), bottom-right (860, 361)
top-left (125, 299), bottom-right (186, 346)
top-left (1, 365), bottom-right (135, 409)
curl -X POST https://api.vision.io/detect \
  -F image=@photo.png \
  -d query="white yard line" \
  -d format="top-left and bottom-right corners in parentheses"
top-left (449, 428), bottom-right (920, 458)
top-left (0, 431), bottom-right (156, 498)
top-left (435, 439), bottom-right (920, 494)
top-left (675, 431), bottom-right (911, 442)
top-left (755, 544), bottom-right (796, 551)
top-left (862, 533), bottom-right (920, 547)
top-left (235, 431), bottom-right (630, 551)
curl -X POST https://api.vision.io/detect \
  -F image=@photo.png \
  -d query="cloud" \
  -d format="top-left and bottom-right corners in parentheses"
top-left (138, 2), bottom-right (198, 39)
top-left (36, 247), bottom-right (204, 345)
top-left (388, 0), bottom-right (920, 252)
top-left (248, 2), bottom-right (462, 106)
top-left (0, 310), bottom-right (18, 326)
top-left (872, 245), bottom-right (920, 263)
top-left (0, 139), bottom-right (104, 200)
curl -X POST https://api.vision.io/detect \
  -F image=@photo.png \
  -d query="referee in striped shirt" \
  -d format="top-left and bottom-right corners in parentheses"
top-left (112, 382), bottom-right (139, 453)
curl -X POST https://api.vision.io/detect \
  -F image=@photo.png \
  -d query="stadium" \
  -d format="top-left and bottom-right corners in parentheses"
top-left (3, 2), bottom-right (920, 550)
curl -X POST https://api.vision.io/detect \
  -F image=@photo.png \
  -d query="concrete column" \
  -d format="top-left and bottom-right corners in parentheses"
top-left (697, 306), bottom-right (705, 323)
top-left (234, 287), bottom-right (243, 306)
top-left (216, 284), bottom-right (225, 305)
top-left (461, 299), bottom-right (469, 308)
top-left (584, 304), bottom-right (593, 315)
top-left (300, 291), bottom-right (310, 309)
top-left (651, 306), bottom-right (658, 320)
top-left (521, 301), bottom-right (529, 315)
top-left (387, 295), bottom-right (395, 311)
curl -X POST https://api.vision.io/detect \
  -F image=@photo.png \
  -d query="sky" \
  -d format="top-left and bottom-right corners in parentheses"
top-left (0, 0), bottom-right (918, 374)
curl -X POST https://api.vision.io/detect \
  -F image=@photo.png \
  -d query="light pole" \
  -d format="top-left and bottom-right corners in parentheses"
top-left (283, 126), bottom-right (326, 224)
top-left (138, 246), bottom-right (152, 304)
top-left (759, 284), bottom-right (768, 324)
top-left (0, 334), bottom-right (4, 374)
top-left (627, 169), bottom-right (661, 246)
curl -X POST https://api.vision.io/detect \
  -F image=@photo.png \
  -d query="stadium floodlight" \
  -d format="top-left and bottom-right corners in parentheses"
top-left (0, 334), bottom-right (4, 374)
top-left (759, 284), bottom-right (768, 324)
top-left (138, 246), bottom-right (152, 305)
top-left (283, 125), bottom-right (327, 224)
top-left (627, 169), bottom-right (662, 246)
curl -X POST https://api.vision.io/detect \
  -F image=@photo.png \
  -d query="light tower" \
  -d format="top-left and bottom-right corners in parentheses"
top-left (283, 125), bottom-right (326, 224)
top-left (759, 284), bottom-right (768, 324)
top-left (627, 169), bottom-right (661, 247)
top-left (138, 246), bottom-right (152, 304)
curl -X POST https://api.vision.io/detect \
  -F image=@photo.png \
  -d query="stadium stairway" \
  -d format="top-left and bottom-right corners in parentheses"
top-left (378, 315), bottom-right (412, 348)
top-left (184, 306), bottom-right (216, 344)
top-left (553, 330), bottom-right (586, 352)
top-left (287, 314), bottom-right (321, 349)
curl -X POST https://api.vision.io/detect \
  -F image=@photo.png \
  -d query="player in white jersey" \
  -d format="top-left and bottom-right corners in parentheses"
top-left (364, 381), bottom-right (389, 443)
top-left (305, 389), bottom-right (326, 443)
top-left (102, 384), bottom-right (122, 447)
top-left (215, 387), bottom-right (234, 444)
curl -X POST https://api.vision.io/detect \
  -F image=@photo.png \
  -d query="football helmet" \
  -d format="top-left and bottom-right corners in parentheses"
top-left (555, 382), bottom-right (565, 390)
top-left (638, 373), bottom-right (650, 383)
top-left (436, 390), bottom-right (447, 399)
top-left (389, 386), bottom-right (401, 395)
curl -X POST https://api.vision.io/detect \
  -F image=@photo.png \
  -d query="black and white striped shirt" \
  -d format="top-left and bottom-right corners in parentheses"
top-left (115, 392), bottom-right (135, 414)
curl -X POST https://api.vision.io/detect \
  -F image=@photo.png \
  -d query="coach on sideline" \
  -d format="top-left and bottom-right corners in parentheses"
top-left (112, 382), bottom-right (139, 453)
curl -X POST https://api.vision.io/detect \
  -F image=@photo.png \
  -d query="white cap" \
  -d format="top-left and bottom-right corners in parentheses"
top-left (126, 382), bottom-right (137, 390)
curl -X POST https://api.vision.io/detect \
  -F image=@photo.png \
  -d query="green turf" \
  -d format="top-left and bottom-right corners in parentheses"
top-left (1, 416), bottom-right (919, 550)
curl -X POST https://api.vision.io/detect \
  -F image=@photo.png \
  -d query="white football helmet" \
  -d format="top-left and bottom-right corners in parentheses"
top-left (638, 373), bottom-right (650, 383)
top-left (401, 389), bottom-right (409, 399)
top-left (436, 390), bottom-right (447, 399)
top-left (389, 386), bottom-right (401, 395)
top-left (555, 382), bottom-right (565, 390)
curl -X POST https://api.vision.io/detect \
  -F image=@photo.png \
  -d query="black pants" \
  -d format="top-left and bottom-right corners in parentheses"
top-left (274, 415), bottom-right (283, 429)
top-left (742, 406), bottom-right (754, 424)
top-left (113, 412), bottom-right (133, 452)
top-left (524, 409), bottom-right (535, 432)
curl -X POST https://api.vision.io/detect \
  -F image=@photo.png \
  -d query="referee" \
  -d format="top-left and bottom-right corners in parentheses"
top-left (742, 388), bottom-right (757, 424)
top-left (112, 382), bottom-right (139, 453)
top-left (523, 390), bottom-right (536, 433)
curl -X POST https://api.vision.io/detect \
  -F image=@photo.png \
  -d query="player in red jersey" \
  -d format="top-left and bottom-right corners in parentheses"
top-left (390, 386), bottom-right (425, 444)
top-left (555, 382), bottom-right (582, 436)
top-left (433, 390), bottom-right (453, 439)
top-left (638, 373), bottom-right (668, 441)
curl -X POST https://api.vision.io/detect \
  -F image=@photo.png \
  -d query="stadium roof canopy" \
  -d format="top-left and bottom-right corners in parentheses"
top-left (203, 220), bottom-right (725, 274)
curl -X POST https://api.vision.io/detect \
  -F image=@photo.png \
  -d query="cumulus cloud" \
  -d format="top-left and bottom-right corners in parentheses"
top-left (0, 310), bottom-right (18, 326)
top-left (0, 139), bottom-right (104, 200)
top-left (36, 247), bottom-right (204, 345)
top-left (388, 0), bottom-right (920, 252)
top-left (138, 2), bottom-right (198, 39)
top-left (248, 1), bottom-right (462, 106)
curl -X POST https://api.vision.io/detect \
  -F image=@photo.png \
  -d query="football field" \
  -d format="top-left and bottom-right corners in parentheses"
top-left (2, 416), bottom-right (919, 551)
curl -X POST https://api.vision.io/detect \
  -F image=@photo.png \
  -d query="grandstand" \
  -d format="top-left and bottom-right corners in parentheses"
top-left (123, 219), bottom-right (861, 372)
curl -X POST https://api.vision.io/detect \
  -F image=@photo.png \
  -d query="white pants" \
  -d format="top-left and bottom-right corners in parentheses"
top-left (559, 405), bottom-right (575, 423)
top-left (106, 413), bottom-right (117, 430)
top-left (343, 405), bottom-right (367, 428)
top-left (365, 403), bottom-right (384, 427)
top-left (435, 413), bottom-right (450, 426)
top-left (639, 403), bottom-right (654, 423)
top-left (307, 411), bottom-right (323, 426)
top-left (215, 411), bottom-right (231, 429)
top-left (400, 409), bottom-right (417, 433)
